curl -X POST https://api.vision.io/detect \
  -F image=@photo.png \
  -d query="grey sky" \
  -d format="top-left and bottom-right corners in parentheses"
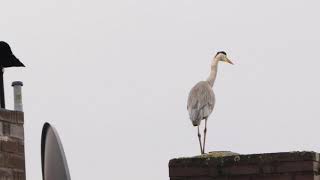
top-left (2, 0), bottom-right (320, 179)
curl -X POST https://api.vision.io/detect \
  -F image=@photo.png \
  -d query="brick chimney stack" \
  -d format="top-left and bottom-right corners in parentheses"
top-left (169, 151), bottom-right (320, 180)
top-left (0, 84), bottom-right (25, 179)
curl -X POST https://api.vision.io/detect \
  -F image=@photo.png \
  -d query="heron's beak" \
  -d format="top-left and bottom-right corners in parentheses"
top-left (225, 58), bottom-right (234, 65)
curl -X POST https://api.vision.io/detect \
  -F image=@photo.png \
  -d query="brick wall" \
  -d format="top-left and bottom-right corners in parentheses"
top-left (169, 151), bottom-right (320, 180)
top-left (0, 109), bottom-right (25, 180)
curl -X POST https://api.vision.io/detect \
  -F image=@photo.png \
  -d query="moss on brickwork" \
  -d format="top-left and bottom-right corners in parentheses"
top-left (194, 151), bottom-right (240, 158)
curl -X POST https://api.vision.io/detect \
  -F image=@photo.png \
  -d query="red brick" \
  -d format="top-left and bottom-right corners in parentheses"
top-left (221, 165), bottom-right (259, 176)
top-left (1, 140), bottom-right (19, 153)
top-left (190, 177), bottom-right (214, 180)
top-left (170, 178), bottom-right (187, 180)
top-left (0, 168), bottom-right (12, 176)
top-left (18, 142), bottom-right (24, 154)
top-left (0, 153), bottom-right (25, 170)
top-left (0, 153), bottom-right (6, 167)
top-left (13, 171), bottom-right (25, 180)
top-left (276, 161), bottom-right (314, 173)
top-left (215, 176), bottom-right (250, 180)
top-left (7, 154), bottom-right (25, 170)
top-left (294, 174), bottom-right (314, 180)
top-left (262, 161), bottom-right (319, 174)
top-left (170, 167), bottom-right (209, 177)
top-left (253, 174), bottom-right (292, 180)
top-left (208, 167), bottom-right (219, 177)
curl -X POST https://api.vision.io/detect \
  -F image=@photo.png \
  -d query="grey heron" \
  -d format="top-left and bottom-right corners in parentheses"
top-left (187, 51), bottom-right (233, 154)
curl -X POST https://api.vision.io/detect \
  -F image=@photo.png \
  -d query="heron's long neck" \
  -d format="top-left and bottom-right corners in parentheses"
top-left (206, 58), bottom-right (219, 87)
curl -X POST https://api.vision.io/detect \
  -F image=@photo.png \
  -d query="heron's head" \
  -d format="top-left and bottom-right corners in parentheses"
top-left (214, 51), bottom-right (233, 65)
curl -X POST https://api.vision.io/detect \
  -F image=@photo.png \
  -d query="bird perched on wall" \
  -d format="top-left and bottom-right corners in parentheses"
top-left (187, 51), bottom-right (233, 154)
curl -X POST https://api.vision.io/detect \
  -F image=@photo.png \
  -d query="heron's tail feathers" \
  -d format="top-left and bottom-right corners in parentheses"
top-left (192, 120), bottom-right (200, 126)
top-left (189, 108), bottom-right (202, 126)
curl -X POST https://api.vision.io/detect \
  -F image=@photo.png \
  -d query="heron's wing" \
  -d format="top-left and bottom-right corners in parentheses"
top-left (187, 81), bottom-right (215, 123)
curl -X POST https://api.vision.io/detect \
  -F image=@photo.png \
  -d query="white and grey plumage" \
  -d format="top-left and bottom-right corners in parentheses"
top-left (187, 51), bottom-right (233, 154)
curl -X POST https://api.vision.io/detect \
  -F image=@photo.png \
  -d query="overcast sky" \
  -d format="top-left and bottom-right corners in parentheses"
top-left (2, 0), bottom-right (320, 180)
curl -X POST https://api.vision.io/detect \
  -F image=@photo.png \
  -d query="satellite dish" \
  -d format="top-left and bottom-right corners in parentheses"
top-left (41, 123), bottom-right (71, 180)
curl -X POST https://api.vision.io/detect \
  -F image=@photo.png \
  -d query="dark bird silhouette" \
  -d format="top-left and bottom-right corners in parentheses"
top-left (0, 41), bottom-right (25, 108)
top-left (0, 41), bottom-right (25, 68)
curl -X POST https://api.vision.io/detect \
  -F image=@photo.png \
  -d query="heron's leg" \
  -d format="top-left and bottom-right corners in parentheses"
top-left (202, 118), bottom-right (208, 154)
top-left (197, 125), bottom-right (203, 154)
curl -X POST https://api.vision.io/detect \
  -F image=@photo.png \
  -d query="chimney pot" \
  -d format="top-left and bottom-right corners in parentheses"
top-left (12, 81), bottom-right (23, 111)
